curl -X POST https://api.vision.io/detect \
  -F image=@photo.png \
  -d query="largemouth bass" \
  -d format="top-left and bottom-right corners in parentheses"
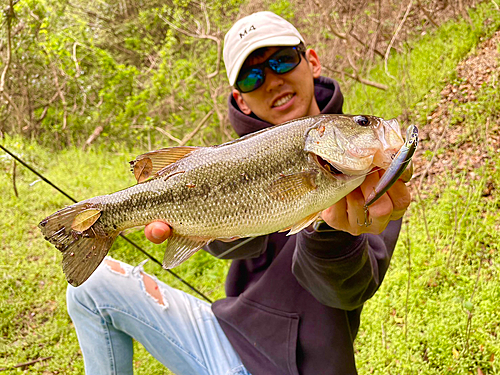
top-left (39, 114), bottom-right (411, 286)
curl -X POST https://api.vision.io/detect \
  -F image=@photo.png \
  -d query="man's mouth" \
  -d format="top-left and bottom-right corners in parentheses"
top-left (272, 93), bottom-right (294, 108)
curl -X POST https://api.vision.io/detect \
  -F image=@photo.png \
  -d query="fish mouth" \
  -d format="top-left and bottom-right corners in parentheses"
top-left (311, 154), bottom-right (352, 181)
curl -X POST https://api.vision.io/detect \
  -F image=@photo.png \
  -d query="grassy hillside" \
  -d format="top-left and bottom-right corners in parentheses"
top-left (1, 2), bottom-right (499, 374)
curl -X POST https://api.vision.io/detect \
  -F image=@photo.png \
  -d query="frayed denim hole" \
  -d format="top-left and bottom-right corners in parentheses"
top-left (103, 257), bottom-right (131, 277)
top-left (134, 260), bottom-right (169, 310)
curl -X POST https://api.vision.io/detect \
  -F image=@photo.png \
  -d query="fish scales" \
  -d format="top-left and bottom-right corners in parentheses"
top-left (96, 116), bottom-right (337, 237)
top-left (39, 114), bottom-right (408, 286)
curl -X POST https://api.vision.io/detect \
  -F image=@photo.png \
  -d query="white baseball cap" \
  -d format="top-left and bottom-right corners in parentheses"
top-left (223, 11), bottom-right (305, 86)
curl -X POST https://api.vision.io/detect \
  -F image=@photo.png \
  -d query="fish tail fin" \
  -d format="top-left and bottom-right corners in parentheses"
top-left (39, 202), bottom-right (118, 287)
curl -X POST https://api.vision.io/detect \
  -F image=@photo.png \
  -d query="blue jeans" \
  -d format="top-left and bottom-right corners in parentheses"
top-left (66, 257), bottom-right (250, 375)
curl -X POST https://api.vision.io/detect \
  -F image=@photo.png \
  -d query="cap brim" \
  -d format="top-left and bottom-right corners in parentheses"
top-left (228, 36), bottom-right (301, 86)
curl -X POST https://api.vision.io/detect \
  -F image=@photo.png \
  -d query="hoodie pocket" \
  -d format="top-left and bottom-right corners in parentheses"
top-left (235, 295), bottom-right (300, 375)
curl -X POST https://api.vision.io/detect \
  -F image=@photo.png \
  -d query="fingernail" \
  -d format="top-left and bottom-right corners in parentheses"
top-left (151, 227), bottom-right (164, 240)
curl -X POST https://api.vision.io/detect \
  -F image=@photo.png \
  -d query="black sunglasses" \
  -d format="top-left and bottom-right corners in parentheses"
top-left (235, 46), bottom-right (305, 93)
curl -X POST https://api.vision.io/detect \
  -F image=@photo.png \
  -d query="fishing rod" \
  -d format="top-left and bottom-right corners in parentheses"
top-left (0, 144), bottom-right (213, 303)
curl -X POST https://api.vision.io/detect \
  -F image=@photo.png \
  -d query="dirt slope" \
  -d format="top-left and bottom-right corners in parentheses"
top-left (411, 30), bottom-right (500, 196)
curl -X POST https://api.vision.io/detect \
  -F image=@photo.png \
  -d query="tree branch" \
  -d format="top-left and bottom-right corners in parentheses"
top-left (51, 64), bottom-right (68, 130)
top-left (154, 127), bottom-right (183, 145)
top-left (72, 42), bottom-right (81, 77)
top-left (323, 66), bottom-right (388, 90)
top-left (179, 109), bottom-right (214, 146)
top-left (0, 0), bottom-right (20, 114)
top-left (158, 4), bottom-right (222, 79)
top-left (385, 0), bottom-right (413, 80)
top-left (417, 0), bottom-right (439, 27)
top-left (0, 356), bottom-right (53, 372)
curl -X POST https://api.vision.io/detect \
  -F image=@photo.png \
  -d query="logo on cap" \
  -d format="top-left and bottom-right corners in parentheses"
top-left (239, 25), bottom-right (256, 39)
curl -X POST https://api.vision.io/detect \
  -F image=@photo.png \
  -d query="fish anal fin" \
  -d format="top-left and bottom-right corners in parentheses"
top-left (130, 146), bottom-right (200, 183)
top-left (267, 170), bottom-right (318, 202)
top-left (71, 209), bottom-right (101, 232)
top-left (162, 234), bottom-right (209, 269)
top-left (287, 211), bottom-right (322, 235)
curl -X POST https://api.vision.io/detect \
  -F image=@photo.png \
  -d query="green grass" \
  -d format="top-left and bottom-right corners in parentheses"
top-left (353, 44), bottom-right (500, 373)
top-left (1, 2), bottom-right (500, 373)
top-left (356, 170), bottom-right (500, 374)
top-left (0, 143), bottom-right (228, 373)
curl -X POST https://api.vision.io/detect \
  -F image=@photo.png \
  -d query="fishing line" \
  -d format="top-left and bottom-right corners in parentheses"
top-left (0, 144), bottom-right (213, 303)
top-left (215, 236), bottom-right (257, 259)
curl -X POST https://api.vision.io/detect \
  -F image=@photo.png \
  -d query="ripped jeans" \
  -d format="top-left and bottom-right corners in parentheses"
top-left (66, 257), bottom-right (250, 375)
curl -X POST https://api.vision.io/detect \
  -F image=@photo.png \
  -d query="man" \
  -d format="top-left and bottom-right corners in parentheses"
top-left (67, 11), bottom-right (410, 375)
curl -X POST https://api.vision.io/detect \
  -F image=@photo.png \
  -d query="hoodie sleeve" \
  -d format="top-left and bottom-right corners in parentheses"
top-left (292, 219), bottom-right (402, 310)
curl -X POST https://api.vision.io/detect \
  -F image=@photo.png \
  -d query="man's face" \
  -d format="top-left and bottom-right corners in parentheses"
top-left (233, 47), bottom-right (322, 125)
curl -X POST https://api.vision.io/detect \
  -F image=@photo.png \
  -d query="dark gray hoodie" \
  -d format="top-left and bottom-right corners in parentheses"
top-left (206, 77), bottom-right (402, 375)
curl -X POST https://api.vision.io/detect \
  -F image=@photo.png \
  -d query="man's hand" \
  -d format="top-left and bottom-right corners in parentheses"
top-left (321, 169), bottom-right (411, 236)
top-left (144, 221), bottom-right (171, 244)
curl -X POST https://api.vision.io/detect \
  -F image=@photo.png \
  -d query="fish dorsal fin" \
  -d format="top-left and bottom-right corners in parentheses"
top-left (162, 234), bottom-right (210, 269)
top-left (267, 170), bottom-right (318, 202)
top-left (281, 211), bottom-right (322, 236)
top-left (131, 158), bottom-right (153, 183)
top-left (130, 146), bottom-right (199, 183)
top-left (71, 209), bottom-right (101, 232)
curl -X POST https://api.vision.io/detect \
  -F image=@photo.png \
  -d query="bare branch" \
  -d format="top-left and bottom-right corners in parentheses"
top-left (0, 0), bottom-right (20, 114)
top-left (385, 0), bottom-right (413, 80)
top-left (323, 65), bottom-right (388, 90)
top-left (206, 37), bottom-right (221, 79)
top-left (12, 160), bottom-right (18, 197)
top-left (0, 356), bottom-right (53, 372)
top-left (417, 1), bottom-right (439, 27)
top-left (158, 5), bottom-right (222, 79)
top-left (83, 126), bottom-right (104, 150)
top-left (72, 42), bottom-right (81, 77)
top-left (179, 109), bottom-right (214, 146)
top-left (155, 127), bottom-right (183, 144)
top-left (51, 64), bottom-right (68, 130)
top-left (67, 2), bottom-right (114, 24)
top-left (348, 30), bottom-right (385, 59)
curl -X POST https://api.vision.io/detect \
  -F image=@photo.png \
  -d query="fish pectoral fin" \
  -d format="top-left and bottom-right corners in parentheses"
top-left (286, 211), bottom-right (322, 236)
top-left (267, 170), bottom-right (318, 202)
top-left (162, 234), bottom-right (209, 269)
top-left (130, 146), bottom-right (200, 183)
top-left (71, 209), bottom-right (101, 232)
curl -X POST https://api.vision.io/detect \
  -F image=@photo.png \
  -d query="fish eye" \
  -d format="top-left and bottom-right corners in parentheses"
top-left (354, 116), bottom-right (370, 127)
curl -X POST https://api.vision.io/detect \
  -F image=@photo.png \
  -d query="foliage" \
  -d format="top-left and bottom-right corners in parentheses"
top-left (0, 0), bottom-right (243, 149)
top-left (0, 0), bottom-right (492, 151)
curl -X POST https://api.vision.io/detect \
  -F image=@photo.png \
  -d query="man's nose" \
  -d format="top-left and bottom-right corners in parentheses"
top-left (263, 68), bottom-right (284, 91)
